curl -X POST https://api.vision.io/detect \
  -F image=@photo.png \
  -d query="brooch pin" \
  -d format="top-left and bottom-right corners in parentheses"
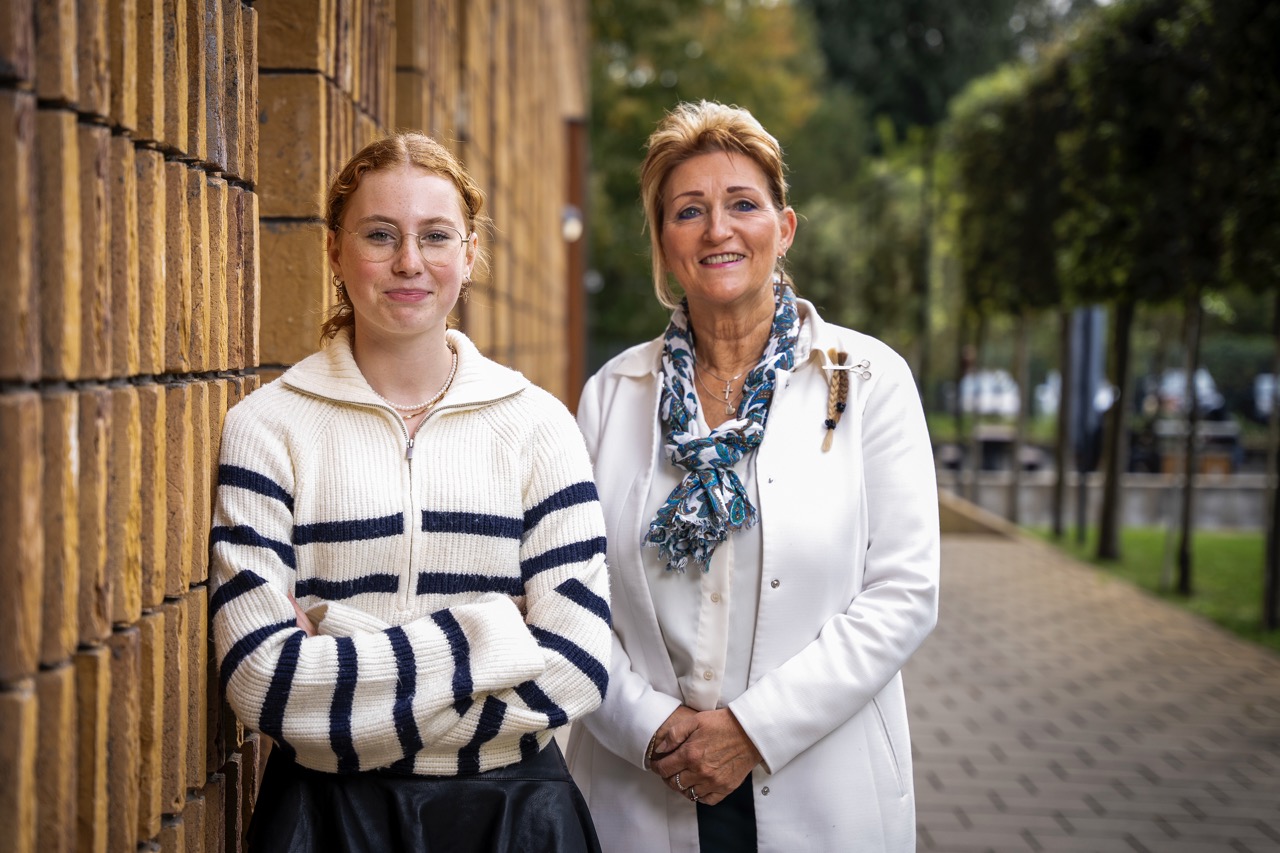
top-left (820, 351), bottom-right (871, 452)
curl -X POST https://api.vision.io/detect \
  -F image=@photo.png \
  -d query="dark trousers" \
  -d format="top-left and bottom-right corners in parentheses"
top-left (696, 775), bottom-right (757, 852)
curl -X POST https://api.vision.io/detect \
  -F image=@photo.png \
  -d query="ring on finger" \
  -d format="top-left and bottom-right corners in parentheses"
top-left (673, 772), bottom-right (685, 792)
top-left (688, 786), bottom-right (699, 803)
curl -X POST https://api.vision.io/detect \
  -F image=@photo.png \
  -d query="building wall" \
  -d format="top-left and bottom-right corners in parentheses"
top-left (0, 1), bottom-right (587, 850)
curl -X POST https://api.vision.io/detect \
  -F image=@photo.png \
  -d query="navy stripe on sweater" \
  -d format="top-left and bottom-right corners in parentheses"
top-left (295, 574), bottom-right (400, 600)
top-left (416, 572), bottom-right (523, 597)
top-left (386, 627), bottom-right (424, 762)
top-left (220, 619), bottom-right (298, 690)
top-left (295, 513), bottom-right (403, 545)
top-left (209, 570), bottom-right (268, 622)
top-left (218, 464), bottom-right (294, 511)
top-left (530, 626), bottom-right (608, 700)
top-left (523, 481), bottom-right (599, 534)
top-left (554, 577), bottom-right (612, 626)
top-left (331, 637), bottom-right (360, 773)
top-left (211, 525), bottom-right (297, 570)
top-left (521, 537), bottom-right (607, 584)
top-left (514, 681), bottom-right (568, 729)
top-left (421, 510), bottom-right (522, 539)
top-left (431, 610), bottom-right (474, 716)
top-left (458, 696), bottom-right (507, 776)
top-left (258, 630), bottom-right (304, 751)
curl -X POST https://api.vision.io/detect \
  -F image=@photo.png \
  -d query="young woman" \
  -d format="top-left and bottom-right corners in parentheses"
top-left (211, 133), bottom-right (609, 852)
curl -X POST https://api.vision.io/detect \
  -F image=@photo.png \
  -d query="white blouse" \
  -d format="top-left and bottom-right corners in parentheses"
top-left (641, 401), bottom-right (763, 712)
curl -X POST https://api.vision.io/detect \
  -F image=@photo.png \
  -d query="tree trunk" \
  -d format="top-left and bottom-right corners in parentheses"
top-left (1052, 308), bottom-right (1074, 540)
top-left (1265, 292), bottom-right (1280, 630)
top-left (1008, 310), bottom-right (1031, 524)
top-left (1176, 288), bottom-right (1204, 597)
top-left (965, 314), bottom-right (989, 504)
top-left (916, 134), bottom-right (934, 409)
top-left (1097, 298), bottom-right (1135, 561)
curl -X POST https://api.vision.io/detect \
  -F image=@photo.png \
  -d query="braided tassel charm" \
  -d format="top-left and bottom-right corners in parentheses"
top-left (822, 349), bottom-right (850, 452)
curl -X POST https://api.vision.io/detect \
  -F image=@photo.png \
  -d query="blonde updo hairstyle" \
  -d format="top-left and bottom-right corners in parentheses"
top-left (639, 101), bottom-right (792, 309)
top-left (321, 132), bottom-right (489, 341)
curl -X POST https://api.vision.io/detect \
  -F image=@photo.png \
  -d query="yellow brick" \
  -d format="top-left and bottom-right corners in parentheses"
top-left (258, 72), bottom-right (327, 218)
top-left (160, 596), bottom-right (188, 813)
top-left (137, 384), bottom-right (167, 608)
top-left (0, 90), bottom-right (38, 381)
top-left (225, 186), bottom-right (244, 369)
top-left (0, 0), bottom-right (34, 83)
top-left (107, 627), bottom-right (141, 853)
top-left (186, 169), bottom-right (209, 371)
top-left (207, 176), bottom-right (228, 371)
top-left (164, 383), bottom-right (192, 597)
top-left (164, 160), bottom-right (191, 373)
top-left (108, 0), bottom-right (137, 131)
top-left (108, 385), bottom-right (142, 624)
top-left (136, 148), bottom-right (166, 375)
top-left (137, 609), bottom-right (165, 840)
top-left (161, 0), bottom-right (187, 153)
top-left (77, 0), bottom-right (110, 118)
top-left (0, 680), bottom-right (37, 853)
top-left (200, 775), bottom-right (221, 853)
top-left (259, 220), bottom-right (327, 366)
top-left (222, 0), bottom-right (243, 180)
top-left (184, 0), bottom-right (205, 163)
top-left (75, 644), bottom-right (111, 853)
top-left (110, 136), bottom-right (140, 375)
top-left (185, 586), bottom-right (207, 791)
top-left (240, 191), bottom-right (260, 367)
top-left (80, 122), bottom-right (112, 380)
top-left (41, 390), bottom-right (79, 666)
top-left (35, 0), bottom-right (76, 102)
top-left (78, 387), bottom-right (112, 646)
top-left (36, 108), bottom-right (82, 381)
top-left (0, 392), bottom-right (43, 682)
top-left (159, 815), bottom-right (185, 853)
top-left (135, 0), bottom-right (164, 143)
top-left (257, 0), bottom-right (327, 71)
top-left (35, 664), bottom-right (76, 853)
top-left (188, 382), bottom-right (210, 586)
top-left (240, 5), bottom-right (257, 187)
top-left (203, 0), bottom-right (224, 171)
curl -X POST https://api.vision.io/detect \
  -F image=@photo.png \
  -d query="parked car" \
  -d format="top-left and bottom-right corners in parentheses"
top-left (1142, 368), bottom-right (1225, 418)
top-left (1256, 373), bottom-right (1275, 421)
top-left (958, 369), bottom-right (1020, 418)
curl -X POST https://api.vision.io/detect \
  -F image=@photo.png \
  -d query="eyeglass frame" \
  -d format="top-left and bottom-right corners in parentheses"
top-left (334, 221), bottom-right (473, 267)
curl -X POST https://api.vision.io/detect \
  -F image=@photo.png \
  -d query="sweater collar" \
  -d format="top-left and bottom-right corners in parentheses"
top-left (283, 327), bottom-right (528, 412)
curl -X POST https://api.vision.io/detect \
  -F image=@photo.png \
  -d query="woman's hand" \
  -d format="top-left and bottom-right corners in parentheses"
top-left (649, 707), bottom-right (762, 806)
top-left (287, 593), bottom-right (317, 637)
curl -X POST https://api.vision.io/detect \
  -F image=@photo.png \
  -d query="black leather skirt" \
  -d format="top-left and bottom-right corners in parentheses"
top-left (247, 741), bottom-right (601, 853)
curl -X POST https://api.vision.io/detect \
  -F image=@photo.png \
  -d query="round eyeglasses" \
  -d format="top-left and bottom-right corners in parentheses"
top-left (336, 223), bottom-right (469, 266)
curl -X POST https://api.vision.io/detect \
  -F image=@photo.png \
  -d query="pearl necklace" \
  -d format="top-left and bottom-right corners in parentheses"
top-left (371, 344), bottom-right (458, 419)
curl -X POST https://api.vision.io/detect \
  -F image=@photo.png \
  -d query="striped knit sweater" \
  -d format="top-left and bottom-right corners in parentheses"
top-left (210, 328), bottom-right (610, 776)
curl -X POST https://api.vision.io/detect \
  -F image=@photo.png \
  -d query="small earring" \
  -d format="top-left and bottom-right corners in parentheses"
top-left (460, 278), bottom-right (472, 303)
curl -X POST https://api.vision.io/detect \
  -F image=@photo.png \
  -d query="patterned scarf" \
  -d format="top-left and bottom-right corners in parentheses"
top-left (644, 286), bottom-right (799, 572)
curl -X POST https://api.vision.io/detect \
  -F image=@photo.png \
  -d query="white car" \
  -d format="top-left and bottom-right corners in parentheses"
top-left (959, 369), bottom-right (1021, 418)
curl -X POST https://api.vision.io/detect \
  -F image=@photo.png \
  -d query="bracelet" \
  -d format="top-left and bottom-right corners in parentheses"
top-left (643, 732), bottom-right (660, 770)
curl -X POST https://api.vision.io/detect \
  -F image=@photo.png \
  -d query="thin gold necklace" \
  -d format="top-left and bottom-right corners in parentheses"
top-left (371, 344), bottom-right (458, 419)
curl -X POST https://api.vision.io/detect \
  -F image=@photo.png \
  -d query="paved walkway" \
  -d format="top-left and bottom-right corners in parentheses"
top-left (905, 534), bottom-right (1280, 853)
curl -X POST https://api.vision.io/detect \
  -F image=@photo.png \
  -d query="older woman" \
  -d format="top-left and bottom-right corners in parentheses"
top-left (211, 133), bottom-right (608, 852)
top-left (566, 101), bottom-right (939, 852)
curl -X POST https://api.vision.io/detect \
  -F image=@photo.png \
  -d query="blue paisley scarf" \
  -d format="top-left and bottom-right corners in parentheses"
top-left (644, 285), bottom-right (799, 573)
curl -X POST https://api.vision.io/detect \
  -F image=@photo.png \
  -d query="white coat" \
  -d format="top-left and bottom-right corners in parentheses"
top-left (567, 300), bottom-right (940, 852)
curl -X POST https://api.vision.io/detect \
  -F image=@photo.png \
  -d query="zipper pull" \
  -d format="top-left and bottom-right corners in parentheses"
top-left (406, 437), bottom-right (415, 460)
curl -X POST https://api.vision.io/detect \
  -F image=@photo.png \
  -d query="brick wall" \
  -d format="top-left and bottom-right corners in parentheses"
top-left (0, 1), bottom-right (588, 850)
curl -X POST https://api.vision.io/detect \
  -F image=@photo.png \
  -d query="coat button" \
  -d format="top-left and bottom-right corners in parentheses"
top-left (770, 579), bottom-right (780, 589)
top-left (710, 592), bottom-right (721, 603)
top-left (762, 786), bottom-right (770, 796)
top-left (703, 670), bottom-right (713, 681)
